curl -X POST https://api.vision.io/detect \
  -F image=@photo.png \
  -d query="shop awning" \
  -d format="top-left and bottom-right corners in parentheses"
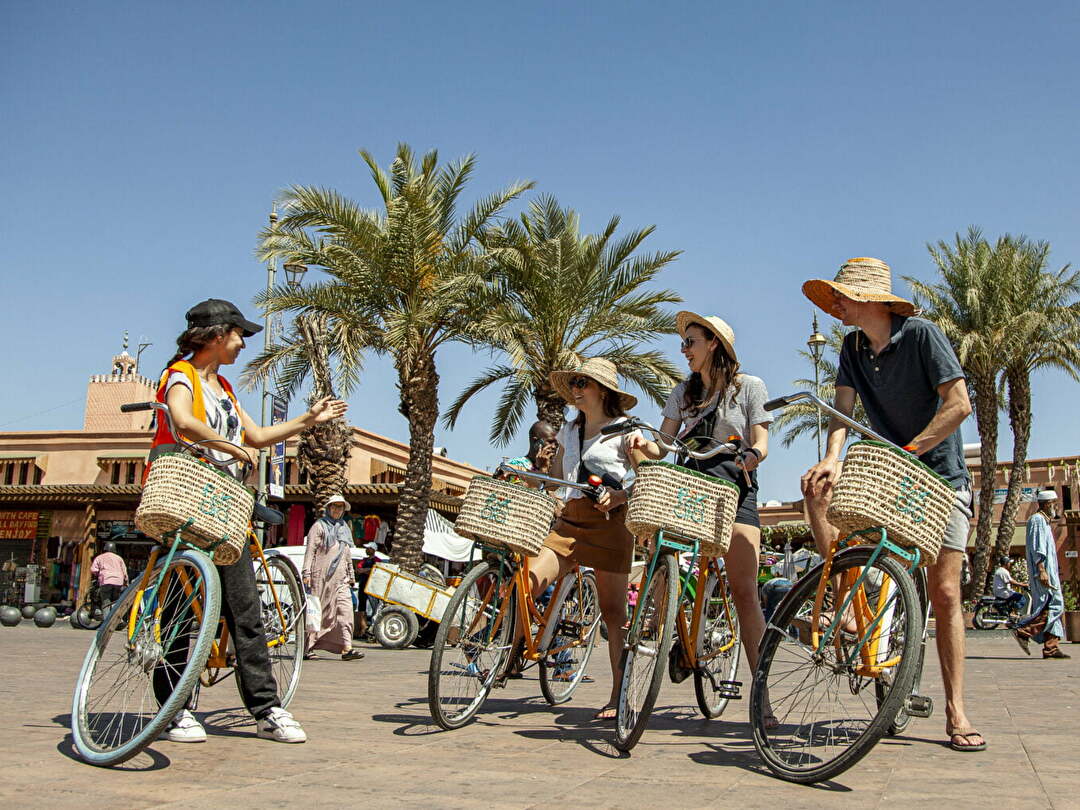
top-left (96, 451), bottom-right (146, 469)
top-left (0, 453), bottom-right (47, 471)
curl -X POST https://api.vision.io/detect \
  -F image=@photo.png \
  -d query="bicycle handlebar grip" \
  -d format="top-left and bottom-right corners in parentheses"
top-left (763, 396), bottom-right (792, 412)
top-left (599, 422), bottom-right (630, 436)
top-left (120, 402), bottom-right (155, 413)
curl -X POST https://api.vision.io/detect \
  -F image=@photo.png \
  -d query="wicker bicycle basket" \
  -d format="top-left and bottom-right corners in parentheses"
top-left (826, 441), bottom-right (956, 565)
top-left (454, 475), bottom-right (559, 557)
top-left (625, 461), bottom-right (740, 557)
top-left (134, 452), bottom-right (254, 566)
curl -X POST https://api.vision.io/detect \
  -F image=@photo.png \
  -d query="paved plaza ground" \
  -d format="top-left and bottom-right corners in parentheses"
top-left (0, 621), bottom-right (1076, 809)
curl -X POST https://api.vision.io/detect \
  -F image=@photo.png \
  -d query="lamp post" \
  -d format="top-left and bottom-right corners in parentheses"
top-left (283, 262), bottom-right (308, 290)
top-left (807, 314), bottom-right (828, 461)
top-left (255, 208), bottom-right (279, 542)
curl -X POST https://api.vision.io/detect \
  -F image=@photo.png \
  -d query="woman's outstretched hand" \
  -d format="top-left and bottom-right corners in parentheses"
top-left (308, 397), bottom-right (348, 423)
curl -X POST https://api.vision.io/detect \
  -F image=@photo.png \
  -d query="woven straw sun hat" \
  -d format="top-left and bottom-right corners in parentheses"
top-left (675, 311), bottom-right (737, 363)
top-left (324, 494), bottom-right (351, 511)
top-left (802, 257), bottom-right (916, 318)
top-left (550, 357), bottom-right (638, 411)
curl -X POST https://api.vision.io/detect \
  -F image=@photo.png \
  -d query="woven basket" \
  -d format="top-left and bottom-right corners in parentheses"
top-left (625, 461), bottom-right (740, 557)
top-left (826, 441), bottom-right (955, 565)
top-left (454, 476), bottom-right (559, 557)
top-left (134, 453), bottom-right (254, 566)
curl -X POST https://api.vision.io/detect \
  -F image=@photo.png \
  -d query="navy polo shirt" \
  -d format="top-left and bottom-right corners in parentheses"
top-left (836, 315), bottom-right (969, 488)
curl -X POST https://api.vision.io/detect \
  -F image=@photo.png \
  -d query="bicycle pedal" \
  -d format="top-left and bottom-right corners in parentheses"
top-left (713, 679), bottom-right (743, 700)
top-left (905, 694), bottom-right (933, 718)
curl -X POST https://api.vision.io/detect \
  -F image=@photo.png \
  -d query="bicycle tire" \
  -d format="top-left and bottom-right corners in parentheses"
top-left (750, 546), bottom-right (921, 784)
top-left (614, 552), bottom-right (678, 752)
top-left (693, 568), bottom-right (742, 719)
top-left (428, 561), bottom-right (513, 730)
top-left (540, 571), bottom-right (600, 706)
top-left (880, 565), bottom-right (928, 736)
top-left (256, 555), bottom-right (305, 709)
top-left (72, 550), bottom-right (222, 767)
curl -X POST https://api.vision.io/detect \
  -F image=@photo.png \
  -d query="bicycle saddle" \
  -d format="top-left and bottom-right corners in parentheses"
top-left (254, 503), bottom-right (284, 525)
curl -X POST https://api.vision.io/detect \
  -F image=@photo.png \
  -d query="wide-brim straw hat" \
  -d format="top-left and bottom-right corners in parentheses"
top-left (675, 311), bottom-right (738, 363)
top-left (324, 494), bottom-right (351, 511)
top-left (802, 257), bottom-right (916, 318)
top-left (550, 357), bottom-right (638, 411)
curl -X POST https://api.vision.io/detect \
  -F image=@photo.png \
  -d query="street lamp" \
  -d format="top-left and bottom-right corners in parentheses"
top-left (255, 208), bottom-right (278, 542)
top-left (283, 262), bottom-right (308, 290)
top-left (807, 314), bottom-right (828, 461)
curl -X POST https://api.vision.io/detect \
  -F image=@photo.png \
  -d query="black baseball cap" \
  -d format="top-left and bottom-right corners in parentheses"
top-left (185, 299), bottom-right (263, 337)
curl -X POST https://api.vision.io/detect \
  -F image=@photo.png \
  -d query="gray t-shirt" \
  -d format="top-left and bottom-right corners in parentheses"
top-left (661, 374), bottom-right (772, 444)
top-left (835, 316), bottom-right (969, 488)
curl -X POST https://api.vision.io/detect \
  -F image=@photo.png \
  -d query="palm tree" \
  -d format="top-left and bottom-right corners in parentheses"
top-left (771, 323), bottom-right (867, 449)
top-left (242, 311), bottom-right (354, 510)
top-left (906, 228), bottom-right (1015, 597)
top-left (255, 144), bottom-right (533, 572)
top-left (993, 240), bottom-right (1080, 561)
top-left (443, 195), bottom-right (683, 443)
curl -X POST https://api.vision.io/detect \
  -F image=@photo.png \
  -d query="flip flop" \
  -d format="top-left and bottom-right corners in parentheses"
top-left (947, 727), bottom-right (987, 752)
top-left (593, 704), bottom-right (617, 721)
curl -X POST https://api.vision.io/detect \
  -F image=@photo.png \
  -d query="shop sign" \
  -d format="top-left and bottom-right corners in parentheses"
top-left (0, 511), bottom-right (38, 539)
top-left (269, 396), bottom-right (287, 500)
top-left (96, 519), bottom-right (141, 540)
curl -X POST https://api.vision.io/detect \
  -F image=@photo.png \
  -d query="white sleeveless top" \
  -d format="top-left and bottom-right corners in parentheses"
top-left (555, 416), bottom-right (641, 501)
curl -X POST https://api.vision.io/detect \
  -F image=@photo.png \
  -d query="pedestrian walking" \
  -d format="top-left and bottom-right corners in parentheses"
top-left (303, 495), bottom-right (365, 661)
top-left (354, 541), bottom-right (379, 640)
top-left (89, 541), bottom-right (128, 608)
top-left (1014, 491), bottom-right (1070, 659)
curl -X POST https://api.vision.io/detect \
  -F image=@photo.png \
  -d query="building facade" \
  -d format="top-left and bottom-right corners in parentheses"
top-left (0, 350), bottom-right (480, 607)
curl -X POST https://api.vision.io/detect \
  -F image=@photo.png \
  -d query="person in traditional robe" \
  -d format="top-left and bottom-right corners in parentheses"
top-left (302, 495), bottom-right (364, 660)
top-left (1014, 490), bottom-right (1069, 659)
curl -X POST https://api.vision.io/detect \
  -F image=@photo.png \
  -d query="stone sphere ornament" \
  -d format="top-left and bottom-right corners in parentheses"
top-left (33, 607), bottom-right (57, 627)
top-left (0, 606), bottom-right (21, 626)
top-left (21, 605), bottom-right (36, 620)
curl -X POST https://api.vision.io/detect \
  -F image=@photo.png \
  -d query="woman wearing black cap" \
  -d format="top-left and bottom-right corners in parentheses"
top-left (151, 299), bottom-right (347, 745)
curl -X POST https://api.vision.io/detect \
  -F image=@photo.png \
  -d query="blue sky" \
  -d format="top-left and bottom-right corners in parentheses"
top-left (2, 2), bottom-right (1078, 501)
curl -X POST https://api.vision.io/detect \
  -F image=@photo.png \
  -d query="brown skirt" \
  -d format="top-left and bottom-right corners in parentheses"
top-left (544, 497), bottom-right (634, 574)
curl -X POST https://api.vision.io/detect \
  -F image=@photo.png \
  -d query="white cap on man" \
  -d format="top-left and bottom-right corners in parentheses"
top-left (1037, 490), bottom-right (1058, 502)
top-left (364, 541), bottom-right (378, 550)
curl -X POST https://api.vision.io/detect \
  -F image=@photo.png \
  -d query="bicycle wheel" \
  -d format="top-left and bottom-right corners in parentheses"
top-left (750, 546), bottom-right (921, 784)
top-left (255, 555), bottom-right (305, 709)
top-left (694, 567), bottom-right (742, 719)
top-left (540, 571), bottom-right (600, 706)
top-left (72, 550), bottom-right (222, 767)
top-left (428, 561), bottom-right (514, 730)
top-left (614, 552), bottom-right (678, 752)
top-left (879, 566), bottom-right (928, 737)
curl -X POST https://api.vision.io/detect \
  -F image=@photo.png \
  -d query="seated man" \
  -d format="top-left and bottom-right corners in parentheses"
top-left (991, 555), bottom-right (1027, 615)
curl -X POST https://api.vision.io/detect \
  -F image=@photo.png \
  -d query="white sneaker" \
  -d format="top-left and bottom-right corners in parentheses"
top-left (159, 709), bottom-right (206, 743)
top-left (256, 707), bottom-right (307, 743)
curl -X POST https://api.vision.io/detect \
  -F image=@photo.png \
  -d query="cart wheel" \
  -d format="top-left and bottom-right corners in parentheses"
top-left (374, 605), bottom-right (419, 649)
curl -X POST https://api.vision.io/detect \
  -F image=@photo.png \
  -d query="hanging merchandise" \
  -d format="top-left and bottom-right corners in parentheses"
top-left (374, 521), bottom-right (390, 546)
top-left (363, 514), bottom-right (380, 541)
top-left (287, 504), bottom-right (306, 546)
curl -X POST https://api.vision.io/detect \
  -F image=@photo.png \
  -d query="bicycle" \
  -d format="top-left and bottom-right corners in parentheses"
top-left (596, 418), bottom-right (744, 752)
top-left (71, 582), bottom-right (105, 631)
top-left (71, 402), bottom-right (305, 767)
top-left (749, 391), bottom-right (940, 783)
top-left (427, 465), bottom-right (603, 730)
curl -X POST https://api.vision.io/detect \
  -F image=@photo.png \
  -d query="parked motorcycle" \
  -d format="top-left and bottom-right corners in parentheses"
top-left (972, 591), bottom-right (1030, 630)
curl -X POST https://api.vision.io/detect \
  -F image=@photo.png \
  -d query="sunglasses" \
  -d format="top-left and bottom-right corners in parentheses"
top-left (220, 397), bottom-right (239, 436)
top-left (680, 337), bottom-right (700, 351)
top-left (568, 376), bottom-right (593, 389)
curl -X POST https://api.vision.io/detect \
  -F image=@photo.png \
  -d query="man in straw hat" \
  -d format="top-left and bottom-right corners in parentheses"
top-left (801, 257), bottom-right (986, 752)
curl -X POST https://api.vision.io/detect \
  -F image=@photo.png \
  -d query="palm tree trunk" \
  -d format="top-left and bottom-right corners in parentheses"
top-left (296, 314), bottom-right (352, 513)
top-left (535, 388), bottom-right (566, 431)
top-left (966, 374), bottom-right (1000, 600)
top-left (392, 351), bottom-right (439, 574)
top-left (994, 368), bottom-right (1032, 562)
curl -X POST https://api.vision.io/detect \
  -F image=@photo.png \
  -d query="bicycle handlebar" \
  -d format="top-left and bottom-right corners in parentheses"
top-left (763, 390), bottom-right (900, 450)
top-left (598, 416), bottom-right (738, 460)
top-left (495, 463), bottom-right (605, 497)
top-left (123, 401), bottom-right (253, 477)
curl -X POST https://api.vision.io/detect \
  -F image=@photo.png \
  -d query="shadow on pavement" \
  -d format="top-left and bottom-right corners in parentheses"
top-left (199, 707), bottom-right (258, 738)
top-left (55, 729), bottom-right (172, 771)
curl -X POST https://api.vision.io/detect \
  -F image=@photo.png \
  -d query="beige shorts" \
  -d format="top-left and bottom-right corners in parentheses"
top-left (940, 487), bottom-right (973, 553)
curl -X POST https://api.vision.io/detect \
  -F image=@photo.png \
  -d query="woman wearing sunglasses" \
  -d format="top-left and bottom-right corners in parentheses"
top-left (150, 299), bottom-right (347, 745)
top-left (627, 311), bottom-right (775, 725)
top-left (529, 357), bottom-right (643, 721)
